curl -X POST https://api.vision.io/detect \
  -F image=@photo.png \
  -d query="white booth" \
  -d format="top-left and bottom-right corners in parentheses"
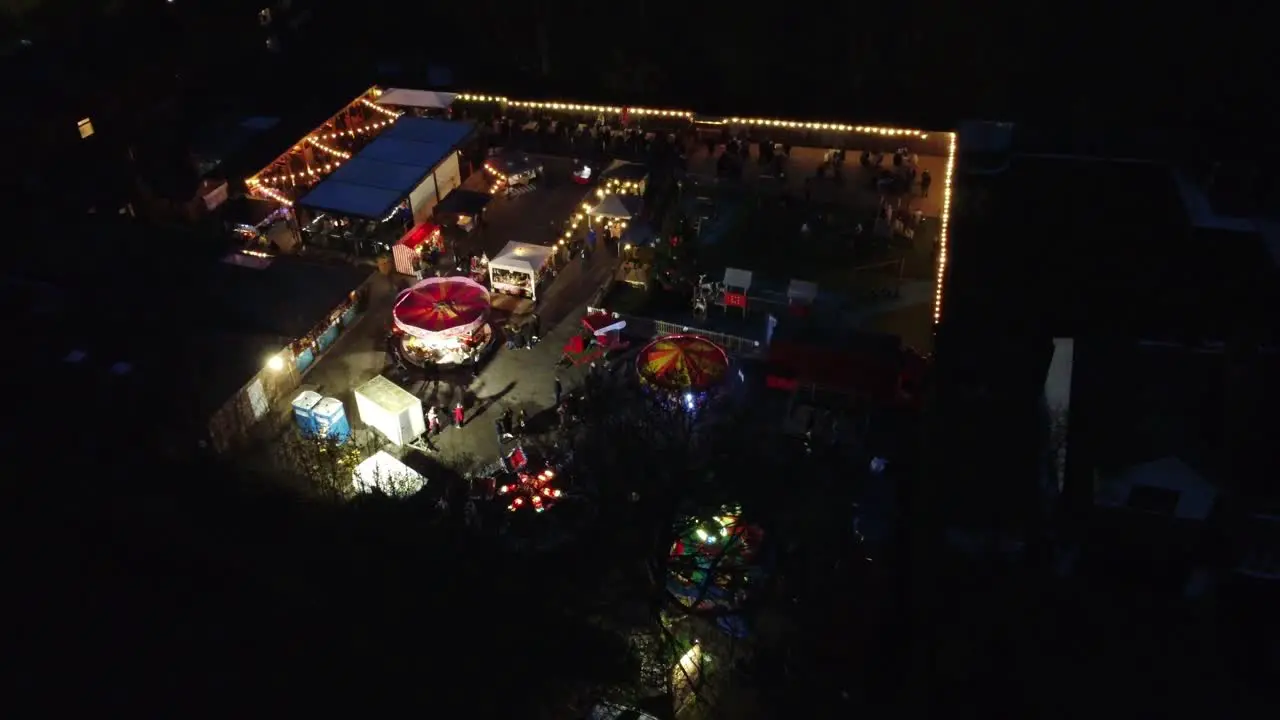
top-left (354, 375), bottom-right (426, 446)
top-left (352, 450), bottom-right (427, 497)
top-left (489, 241), bottom-right (556, 301)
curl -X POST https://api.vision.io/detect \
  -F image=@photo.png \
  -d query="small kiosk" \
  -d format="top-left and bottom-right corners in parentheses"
top-left (601, 160), bottom-right (648, 196)
top-left (489, 241), bottom-right (556, 301)
top-left (391, 222), bottom-right (444, 276)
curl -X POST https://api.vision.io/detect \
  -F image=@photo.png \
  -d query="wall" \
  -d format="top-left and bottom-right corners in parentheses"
top-left (207, 358), bottom-right (301, 453)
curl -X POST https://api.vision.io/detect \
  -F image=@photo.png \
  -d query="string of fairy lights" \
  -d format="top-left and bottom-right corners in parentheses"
top-left (245, 87), bottom-right (957, 323)
top-left (453, 93), bottom-right (955, 322)
top-left (245, 90), bottom-right (406, 203)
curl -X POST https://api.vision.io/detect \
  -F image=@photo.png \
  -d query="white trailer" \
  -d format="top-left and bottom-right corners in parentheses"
top-left (353, 375), bottom-right (426, 446)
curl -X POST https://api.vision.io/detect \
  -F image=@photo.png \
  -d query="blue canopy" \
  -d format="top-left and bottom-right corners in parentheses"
top-left (298, 117), bottom-right (476, 220)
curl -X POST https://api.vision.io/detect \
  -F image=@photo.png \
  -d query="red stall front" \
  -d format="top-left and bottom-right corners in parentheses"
top-left (392, 222), bottom-right (444, 276)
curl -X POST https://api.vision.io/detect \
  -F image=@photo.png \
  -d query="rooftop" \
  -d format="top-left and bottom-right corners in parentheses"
top-left (943, 152), bottom-right (1275, 339)
top-left (298, 117), bottom-right (475, 219)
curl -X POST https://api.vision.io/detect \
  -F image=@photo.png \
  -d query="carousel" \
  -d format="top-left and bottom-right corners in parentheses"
top-left (667, 504), bottom-right (765, 637)
top-left (635, 334), bottom-right (730, 412)
top-left (392, 276), bottom-right (497, 367)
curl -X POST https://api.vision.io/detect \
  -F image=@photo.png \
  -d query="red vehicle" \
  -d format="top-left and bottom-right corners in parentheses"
top-left (560, 312), bottom-right (629, 366)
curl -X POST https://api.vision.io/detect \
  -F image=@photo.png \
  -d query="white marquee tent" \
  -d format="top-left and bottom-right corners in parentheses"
top-left (375, 88), bottom-right (459, 110)
top-left (352, 450), bottom-right (427, 497)
top-left (589, 194), bottom-right (642, 220)
top-left (489, 241), bottom-right (557, 300)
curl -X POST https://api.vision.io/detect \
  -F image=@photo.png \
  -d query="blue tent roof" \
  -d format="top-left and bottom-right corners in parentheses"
top-left (298, 117), bottom-right (476, 220)
top-left (381, 117), bottom-right (475, 146)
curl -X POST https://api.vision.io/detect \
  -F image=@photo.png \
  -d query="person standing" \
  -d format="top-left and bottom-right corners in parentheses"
top-left (516, 408), bottom-right (527, 437)
top-left (921, 170), bottom-right (932, 198)
top-left (427, 406), bottom-right (440, 435)
top-left (494, 418), bottom-right (506, 446)
top-left (554, 375), bottom-right (562, 406)
top-left (500, 407), bottom-right (514, 438)
top-left (453, 401), bottom-right (465, 428)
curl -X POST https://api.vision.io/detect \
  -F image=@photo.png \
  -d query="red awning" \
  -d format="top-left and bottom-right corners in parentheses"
top-left (398, 222), bottom-right (440, 251)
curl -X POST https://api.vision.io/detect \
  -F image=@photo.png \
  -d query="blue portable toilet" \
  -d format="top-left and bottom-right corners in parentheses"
top-left (291, 390), bottom-right (323, 436)
top-left (314, 396), bottom-right (352, 444)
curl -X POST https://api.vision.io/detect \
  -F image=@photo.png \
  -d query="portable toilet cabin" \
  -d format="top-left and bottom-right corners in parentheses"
top-left (314, 396), bottom-right (352, 443)
top-left (291, 390), bottom-right (323, 436)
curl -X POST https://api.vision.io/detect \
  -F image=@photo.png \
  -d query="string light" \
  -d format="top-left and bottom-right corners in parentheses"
top-left (306, 136), bottom-right (352, 159)
top-left (360, 98), bottom-right (402, 119)
top-left (247, 180), bottom-right (294, 207)
top-left (252, 161), bottom-right (342, 186)
top-left (313, 118), bottom-right (395, 141)
top-left (933, 131), bottom-right (958, 324)
top-left (457, 89), bottom-right (953, 322)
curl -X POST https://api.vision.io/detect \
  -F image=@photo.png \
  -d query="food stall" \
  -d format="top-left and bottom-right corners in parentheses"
top-left (484, 151), bottom-right (543, 194)
top-left (391, 276), bottom-right (497, 367)
top-left (601, 160), bottom-right (648, 196)
top-left (432, 188), bottom-right (492, 233)
top-left (589, 194), bottom-right (642, 239)
top-left (489, 241), bottom-right (556, 301)
top-left (391, 221), bottom-right (444, 276)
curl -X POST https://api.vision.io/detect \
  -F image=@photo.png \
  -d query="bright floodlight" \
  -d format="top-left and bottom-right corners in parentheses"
top-left (266, 354), bottom-right (285, 372)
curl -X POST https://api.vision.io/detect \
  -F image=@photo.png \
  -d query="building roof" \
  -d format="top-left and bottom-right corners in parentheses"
top-left (490, 241), bottom-right (556, 273)
top-left (945, 154), bottom-right (1191, 337)
top-left (205, 255), bottom-right (374, 340)
top-left (297, 117), bottom-right (475, 219)
top-left (375, 88), bottom-right (457, 110)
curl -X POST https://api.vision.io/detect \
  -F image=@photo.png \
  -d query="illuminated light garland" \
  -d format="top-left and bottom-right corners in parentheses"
top-left (455, 88), bottom-right (954, 324)
top-left (247, 181), bottom-right (294, 207)
top-left (455, 93), bottom-right (693, 119)
top-left (314, 118), bottom-right (395, 141)
top-left (933, 131), bottom-right (958, 324)
top-left (252, 161), bottom-right (342, 186)
top-left (306, 136), bottom-right (352, 159)
top-left (360, 98), bottom-right (403, 119)
top-left (727, 117), bottom-right (929, 140)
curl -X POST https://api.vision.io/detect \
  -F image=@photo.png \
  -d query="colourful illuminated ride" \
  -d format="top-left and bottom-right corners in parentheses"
top-left (391, 276), bottom-right (496, 367)
top-left (667, 505), bottom-right (763, 636)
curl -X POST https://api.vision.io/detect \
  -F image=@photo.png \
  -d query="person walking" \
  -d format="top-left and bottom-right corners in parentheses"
top-left (557, 402), bottom-right (568, 429)
top-left (500, 407), bottom-right (514, 439)
top-left (516, 408), bottom-right (527, 437)
top-left (427, 406), bottom-right (440, 435)
top-left (920, 170), bottom-right (932, 198)
top-left (453, 401), bottom-right (465, 428)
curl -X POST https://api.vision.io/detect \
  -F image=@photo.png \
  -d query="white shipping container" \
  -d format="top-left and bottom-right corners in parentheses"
top-left (353, 375), bottom-right (426, 446)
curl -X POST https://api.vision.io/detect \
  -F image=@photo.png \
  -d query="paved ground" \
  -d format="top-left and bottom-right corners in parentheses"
top-left (282, 164), bottom-right (620, 475)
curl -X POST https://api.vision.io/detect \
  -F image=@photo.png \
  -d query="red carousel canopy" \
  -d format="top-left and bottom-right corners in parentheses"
top-left (636, 334), bottom-right (729, 392)
top-left (393, 276), bottom-right (491, 339)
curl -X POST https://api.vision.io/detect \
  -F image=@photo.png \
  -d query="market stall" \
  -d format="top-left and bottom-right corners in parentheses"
top-left (484, 151), bottom-right (543, 194)
top-left (489, 241), bottom-right (556, 301)
top-left (392, 276), bottom-right (496, 367)
top-left (636, 334), bottom-right (730, 412)
top-left (432, 188), bottom-right (492, 233)
top-left (601, 160), bottom-right (648, 196)
top-left (391, 221), bottom-right (444, 275)
top-left (589, 194), bottom-right (643, 240)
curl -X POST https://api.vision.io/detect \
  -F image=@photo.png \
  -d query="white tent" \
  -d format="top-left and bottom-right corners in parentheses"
top-left (590, 194), bottom-right (642, 220)
top-left (787, 279), bottom-right (818, 304)
top-left (723, 267), bottom-right (753, 290)
top-left (353, 450), bottom-right (427, 497)
top-left (375, 88), bottom-right (458, 110)
top-left (489, 241), bottom-right (556, 300)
